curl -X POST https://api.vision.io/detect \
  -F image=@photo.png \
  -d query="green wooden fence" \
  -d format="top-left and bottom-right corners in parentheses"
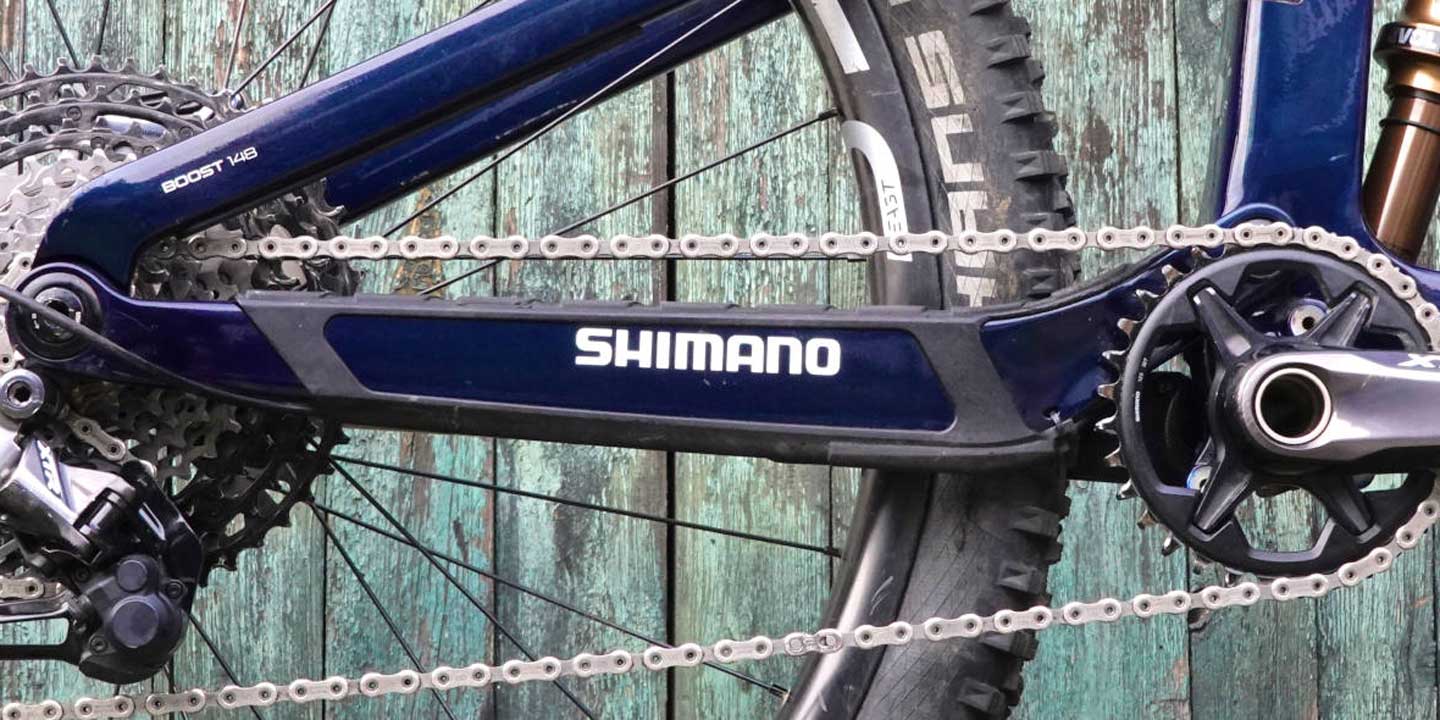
top-left (1, 0), bottom-right (1435, 717)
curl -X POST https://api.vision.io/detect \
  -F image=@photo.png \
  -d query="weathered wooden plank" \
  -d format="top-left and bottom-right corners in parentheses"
top-left (491, 83), bottom-right (670, 717)
top-left (1318, 537), bottom-right (1437, 720)
top-left (165, 0), bottom-right (335, 99)
top-left (1013, 0), bottom-right (1190, 717)
top-left (0, 0), bottom-right (18, 64)
top-left (670, 15), bottom-right (841, 719)
top-left (21, 0), bottom-right (164, 70)
top-left (315, 3), bottom-right (498, 719)
top-left (1188, 495), bottom-right (1321, 717)
top-left (1173, 5), bottom-right (1322, 718)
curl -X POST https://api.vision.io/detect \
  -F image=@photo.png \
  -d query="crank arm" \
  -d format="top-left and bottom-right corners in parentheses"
top-left (13, 265), bottom-right (1086, 473)
top-left (1233, 349), bottom-right (1440, 470)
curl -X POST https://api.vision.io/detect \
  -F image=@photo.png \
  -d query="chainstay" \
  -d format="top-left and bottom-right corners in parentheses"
top-left (6, 222), bottom-right (1440, 719)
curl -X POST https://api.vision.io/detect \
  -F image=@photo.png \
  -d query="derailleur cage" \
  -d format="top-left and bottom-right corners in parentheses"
top-left (0, 370), bottom-right (202, 683)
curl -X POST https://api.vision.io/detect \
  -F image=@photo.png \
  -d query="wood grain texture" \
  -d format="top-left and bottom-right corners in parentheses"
top-left (317, 3), bottom-right (498, 719)
top-left (7, 1), bottom-right (1440, 719)
top-left (493, 78), bottom-right (670, 718)
top-left (670, 15), bottom-right (845, 719)
top-left (1014, 0), bottom-right (1190, 717)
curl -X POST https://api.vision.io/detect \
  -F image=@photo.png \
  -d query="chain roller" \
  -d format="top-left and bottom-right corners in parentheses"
top-left (7, 222), bottom-right (1440, 717)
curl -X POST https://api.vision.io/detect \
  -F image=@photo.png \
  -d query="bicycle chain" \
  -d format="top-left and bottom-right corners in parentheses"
top-left (0, 576), bottom-right (48, 601)
top-left (6, 222), bottom-right (1440, 719)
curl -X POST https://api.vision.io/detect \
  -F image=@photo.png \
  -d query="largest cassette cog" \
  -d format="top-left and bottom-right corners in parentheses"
top-left (0, 58), bottom-right (358, 579)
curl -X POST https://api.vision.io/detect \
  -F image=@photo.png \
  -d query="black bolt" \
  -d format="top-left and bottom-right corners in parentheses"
top-left (88, 635), bottom-right (108, 653)
top-left (28, 287), bottom-right (85, 343)
top-left (164, 580), bottom-right (186, 601)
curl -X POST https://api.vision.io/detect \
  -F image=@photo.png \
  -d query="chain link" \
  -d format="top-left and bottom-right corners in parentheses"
top-left (5, 222), bottom-right (1440, 718)
top-left (0, 576), bottom-right (47, 601)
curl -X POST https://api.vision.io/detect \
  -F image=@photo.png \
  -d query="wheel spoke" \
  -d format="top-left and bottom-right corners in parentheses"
top-left (419, 109), bottom-right (839, 296)
top-left (231, 0), bottom-right (340, 99)
top-left (94, 0), bottom-right (113, 57)
top-left (311, 506), bottom-right (462, 720)
top-left (163, 662), bottom-right (178, 720)
top-left (382, 0), bottom-right (751, 237)
top-left (1191, 458), bottom-right (1255, 533)
top-left (1191, 286), bottom-right (1265, 365)
top-left (418, 259), bottom-right (501, 297)
top-left (223, 0), bottom-right (252, 90)
top-left (298, 0), bottom-right (342, 89)
top-left (327, 462), bottom-right (598, 719)
top-left (312, 501), bottom-right (787, 696)
top-left (1308, 291), bottom-right (1373, 347)
top-left (332, 454), bottom-right (839, 556)
top-left (42, 0), bottom-right (80, 66)
top-left (1307, 473), bottom-right (1373, 535)
top-left (185, 611), bottom-right (266, 720)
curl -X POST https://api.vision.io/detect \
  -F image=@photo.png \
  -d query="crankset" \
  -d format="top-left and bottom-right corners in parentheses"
top-left (1110, 248), bottom-right (1438, 577)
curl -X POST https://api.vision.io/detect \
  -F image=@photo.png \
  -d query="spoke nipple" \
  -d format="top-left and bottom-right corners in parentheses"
top-left (1115, 481), bottom-right (1137, 501)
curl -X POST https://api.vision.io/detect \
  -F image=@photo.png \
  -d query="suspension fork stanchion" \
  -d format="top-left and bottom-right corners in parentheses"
top-left (1364, 0), bottom-right (1440, 262)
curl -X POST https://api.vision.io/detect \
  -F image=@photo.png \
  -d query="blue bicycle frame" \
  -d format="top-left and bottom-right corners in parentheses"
top-left (20, 0), bottom-right (1431, 472)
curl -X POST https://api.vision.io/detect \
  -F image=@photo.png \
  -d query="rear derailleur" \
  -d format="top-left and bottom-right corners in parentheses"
top-left (0, 369), bottom-right (200, 683)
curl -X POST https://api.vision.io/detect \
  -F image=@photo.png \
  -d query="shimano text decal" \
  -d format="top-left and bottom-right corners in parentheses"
top-left (574, 328), bottom-right (841, 376)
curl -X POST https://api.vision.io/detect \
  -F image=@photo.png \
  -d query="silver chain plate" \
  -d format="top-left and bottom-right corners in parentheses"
top-left (0, 576), bottom-right (48, 601)
top-left (5, 222), bottom-right (1440, 719)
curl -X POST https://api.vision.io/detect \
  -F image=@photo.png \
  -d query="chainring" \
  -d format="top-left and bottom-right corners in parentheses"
top-left (1112, 248), bottom-right (1434, 577)
top-left (0, 59), bottom-right (359, 579)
